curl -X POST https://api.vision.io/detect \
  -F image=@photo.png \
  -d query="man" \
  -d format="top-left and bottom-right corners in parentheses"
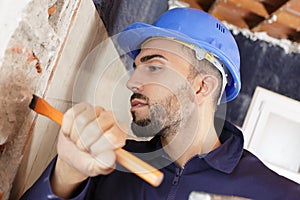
top-left (21, 8), bottom-right (300, 200)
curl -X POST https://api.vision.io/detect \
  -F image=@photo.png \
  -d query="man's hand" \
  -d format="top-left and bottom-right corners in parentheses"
top-left (51, 103), bottom-right (127, 198)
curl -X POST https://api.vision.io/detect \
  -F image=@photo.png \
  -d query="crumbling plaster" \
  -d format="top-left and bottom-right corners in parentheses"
top-left (0, 0), bottom-right (82, 199)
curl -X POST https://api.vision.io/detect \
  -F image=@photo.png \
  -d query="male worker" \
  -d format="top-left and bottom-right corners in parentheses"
top-left (22, 8), bottom-right (300, 200)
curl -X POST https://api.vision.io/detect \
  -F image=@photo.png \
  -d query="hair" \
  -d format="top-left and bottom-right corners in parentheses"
top-left (181, 45), bottom-right (223, 108)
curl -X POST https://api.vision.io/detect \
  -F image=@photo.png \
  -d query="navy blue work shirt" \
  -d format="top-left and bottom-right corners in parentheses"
top-left (21, 121), bottom-right (300, 200)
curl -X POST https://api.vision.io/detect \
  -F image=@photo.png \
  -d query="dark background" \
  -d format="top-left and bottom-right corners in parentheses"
top-left (93, 0), bottom-right (300, 127)
top-left (227, 34), bottom-right (300, 126)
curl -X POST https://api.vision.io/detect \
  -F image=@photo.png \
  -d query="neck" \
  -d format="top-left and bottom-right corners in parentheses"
top-left (161, 107), bottom-right (221, 168)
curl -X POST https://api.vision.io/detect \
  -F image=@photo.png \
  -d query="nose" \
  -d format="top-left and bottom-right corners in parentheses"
top-left (126, 69), bottom-right (144, 93)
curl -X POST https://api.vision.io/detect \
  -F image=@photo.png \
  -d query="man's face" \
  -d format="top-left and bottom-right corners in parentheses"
top-left (126, 39), bottom-right (197, 137)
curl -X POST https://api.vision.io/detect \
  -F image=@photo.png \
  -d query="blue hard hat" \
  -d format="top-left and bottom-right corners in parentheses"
top-left (117, 8), bottom-right (241, 103)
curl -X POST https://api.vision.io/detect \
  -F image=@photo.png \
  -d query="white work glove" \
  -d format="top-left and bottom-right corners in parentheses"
top-left (53, 102), bottom-right (127, 193)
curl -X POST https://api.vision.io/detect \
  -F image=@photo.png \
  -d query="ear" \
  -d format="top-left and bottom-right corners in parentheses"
top-left (192, 74), bottom-right (218, 104)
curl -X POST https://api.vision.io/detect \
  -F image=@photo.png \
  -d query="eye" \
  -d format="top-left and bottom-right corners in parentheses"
top-left (147, 65), bottom-right (161, 72)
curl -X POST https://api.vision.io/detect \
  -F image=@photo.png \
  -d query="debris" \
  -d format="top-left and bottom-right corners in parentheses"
top-left (48, 5), bottom-right (56, 15)
top-left (223, 21), bottom-right (300, 54)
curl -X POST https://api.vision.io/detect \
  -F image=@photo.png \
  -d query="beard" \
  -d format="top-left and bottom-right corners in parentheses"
top-left (130, 83), bottom-right (194, 138)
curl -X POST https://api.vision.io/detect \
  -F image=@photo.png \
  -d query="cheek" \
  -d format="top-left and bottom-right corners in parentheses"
top-left (162, 68), bottom-right (190, 90)
top-left (147, 76), bottom-right (189, 99)
top-left (143, 84), bottom-right (172, 102)
top-left (144, 83), bottom-right (195, 107)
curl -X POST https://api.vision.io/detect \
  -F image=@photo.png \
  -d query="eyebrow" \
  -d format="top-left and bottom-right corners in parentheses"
top-left (133, 54), bottom-right (167, 69)
top-left (140, 54), bottom-right (168, 63)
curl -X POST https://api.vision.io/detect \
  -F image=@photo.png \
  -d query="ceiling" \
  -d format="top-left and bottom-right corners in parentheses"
top-left (178, 0), bottom-right (300, 43)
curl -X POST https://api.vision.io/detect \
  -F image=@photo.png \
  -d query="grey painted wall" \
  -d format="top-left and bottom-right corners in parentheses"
top-left (93, 0), bottom-right (169, 36)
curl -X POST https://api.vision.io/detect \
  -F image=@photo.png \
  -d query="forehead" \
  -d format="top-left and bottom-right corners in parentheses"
top-left (137, 38), bottom-right (193, 62)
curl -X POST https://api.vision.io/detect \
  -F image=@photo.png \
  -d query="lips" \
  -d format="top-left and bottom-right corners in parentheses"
top-left (130, 98), bottom-right (148, 111)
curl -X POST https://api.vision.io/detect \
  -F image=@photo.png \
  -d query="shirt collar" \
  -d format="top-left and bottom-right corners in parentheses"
top-left (204, 120), bottom-right (244, 174)
top-left (148, 120), bottom-right (244, 174)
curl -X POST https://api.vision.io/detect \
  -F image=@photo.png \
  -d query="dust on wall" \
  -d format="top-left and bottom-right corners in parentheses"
top-left (0, 0), bottom-right (80, 199)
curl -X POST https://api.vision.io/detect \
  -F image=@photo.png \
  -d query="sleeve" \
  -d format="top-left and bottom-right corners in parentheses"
top-left (20, 156), bottom-right (90, 200)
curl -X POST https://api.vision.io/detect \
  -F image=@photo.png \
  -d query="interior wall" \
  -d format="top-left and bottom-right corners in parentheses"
top-left (93, 0), bottom-right (169, 36)
top-left (9, 0), bottom-right (107, 198)
top-left (0, 0), bottom-right (84, 198)
top-left (0, 0), bottom-right (109, 199)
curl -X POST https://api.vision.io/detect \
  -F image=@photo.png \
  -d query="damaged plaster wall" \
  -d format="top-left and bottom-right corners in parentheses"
top-left (0, 0), bottom-right (31, 67)
top-left (0, 0), bottom-right (83, 199)
top-left (9, 0), bottom-right (111, 198)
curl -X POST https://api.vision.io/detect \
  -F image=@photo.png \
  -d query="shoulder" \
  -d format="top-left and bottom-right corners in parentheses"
top-left (239, 150), bottom-right (294, 183)
top-left (235, 149), bottom-right (300, 196)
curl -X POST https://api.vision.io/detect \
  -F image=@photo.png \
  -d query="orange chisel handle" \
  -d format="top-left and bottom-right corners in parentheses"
top-left (30, 95), bottom-right (164, 187)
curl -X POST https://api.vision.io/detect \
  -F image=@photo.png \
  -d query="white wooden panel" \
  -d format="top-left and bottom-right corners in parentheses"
top-left (243, 86), bottom-right (300, 183)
